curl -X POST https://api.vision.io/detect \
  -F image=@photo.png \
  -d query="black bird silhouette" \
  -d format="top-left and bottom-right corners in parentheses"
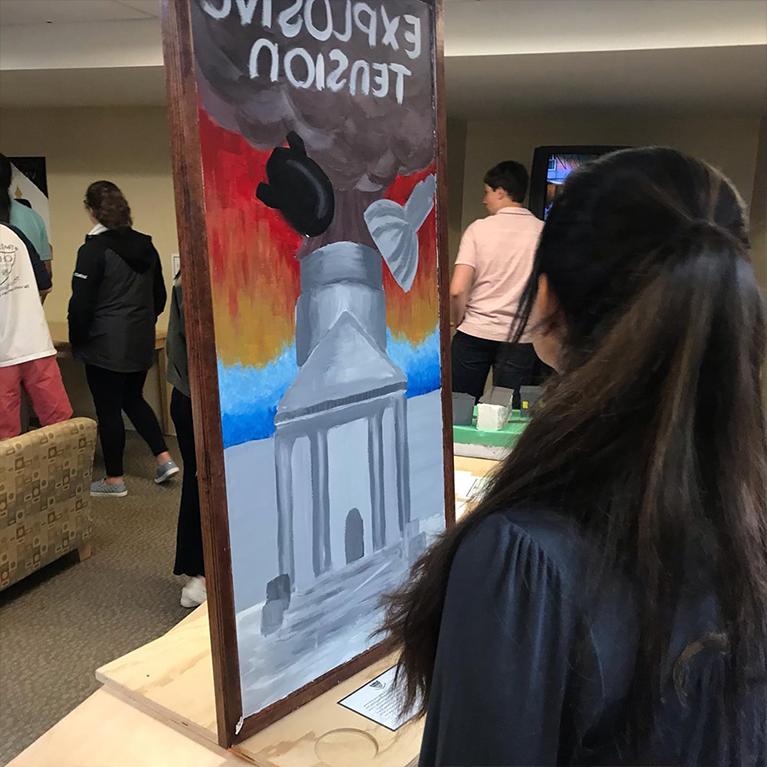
top-left (256, 132), bottom-right (335, 237)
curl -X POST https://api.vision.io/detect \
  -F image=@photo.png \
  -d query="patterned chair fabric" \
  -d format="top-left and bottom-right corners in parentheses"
top-left (0, 418), bottom-right (96, 591)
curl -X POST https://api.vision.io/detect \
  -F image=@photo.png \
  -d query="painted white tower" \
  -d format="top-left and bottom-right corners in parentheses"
top-left (273, 241), bottom-right (411, 592)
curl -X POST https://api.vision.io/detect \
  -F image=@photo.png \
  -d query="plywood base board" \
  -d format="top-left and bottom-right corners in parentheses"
top-left (7, 689), bottom-right (240, 767)
top-left (96, 601), bottom-right (218, 743)
top-left (96, 604), bottom-right (423, 767)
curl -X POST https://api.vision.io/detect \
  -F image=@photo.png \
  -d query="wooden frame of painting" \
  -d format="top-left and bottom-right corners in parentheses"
top-left (162, 0), bottom-right (453, 747)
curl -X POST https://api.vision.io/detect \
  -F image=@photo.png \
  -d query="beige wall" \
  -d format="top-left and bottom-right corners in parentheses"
top-left (3, 106), bottom-right (763, 414)
top-left (749, 117), bottom-right (767, 402)
top-left (749, 117), bottom-right (767, 292)
top-left (0, 106), bottom-right (178, 326)
top-left (458, 111), bottom-right (763, 230)
top-left (8, 106), bottom-right (758, 304)
top-left (453, 109), bottom-right (767, 402)
top-left (446, 118), bottom-right (468, 263)
top-left (0, 106), bottom-right (178, 426)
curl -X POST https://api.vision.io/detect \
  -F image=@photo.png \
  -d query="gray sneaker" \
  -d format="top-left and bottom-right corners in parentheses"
top-left (154, 460), bottom-right (180, 484)
top-left (90, 478), bottom-right (128, 497)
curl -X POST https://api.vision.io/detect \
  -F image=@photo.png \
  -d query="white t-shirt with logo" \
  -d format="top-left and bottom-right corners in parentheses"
top-left (0, 224), bottom-right (55, 367)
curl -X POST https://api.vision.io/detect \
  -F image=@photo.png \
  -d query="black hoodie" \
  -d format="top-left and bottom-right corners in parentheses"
top-left (68, 228), bottom-right (166, 373)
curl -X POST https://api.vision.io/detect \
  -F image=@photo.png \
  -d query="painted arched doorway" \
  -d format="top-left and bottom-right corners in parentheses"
top-left (345, 508), bottom-right (364, 564)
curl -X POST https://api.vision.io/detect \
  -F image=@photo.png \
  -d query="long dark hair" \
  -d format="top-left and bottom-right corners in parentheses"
top-left (0, 154), bottom-right (12, 224)
top-left (383, 148), bottom-right (767, 745)
top-left (84, 180), bottom-right (132, 229)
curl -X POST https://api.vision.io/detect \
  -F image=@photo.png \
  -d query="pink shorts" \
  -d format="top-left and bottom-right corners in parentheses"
top-left (0, 355), bottom-right (73, 440)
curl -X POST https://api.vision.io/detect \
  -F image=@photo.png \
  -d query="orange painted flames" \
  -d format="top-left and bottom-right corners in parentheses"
top-left (199, 109), bottom-right (439, 368)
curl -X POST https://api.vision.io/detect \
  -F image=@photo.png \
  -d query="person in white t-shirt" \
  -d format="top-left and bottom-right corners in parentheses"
top-left (0, 223), bottom-right (72, 439)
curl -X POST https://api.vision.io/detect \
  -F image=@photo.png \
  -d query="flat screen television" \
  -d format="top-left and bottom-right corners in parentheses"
top-left (529, 145), bottom-right (627, 219)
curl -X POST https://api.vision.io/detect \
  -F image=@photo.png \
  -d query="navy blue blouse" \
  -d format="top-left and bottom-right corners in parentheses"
top-left (419, 507), bottom-right (766, 766)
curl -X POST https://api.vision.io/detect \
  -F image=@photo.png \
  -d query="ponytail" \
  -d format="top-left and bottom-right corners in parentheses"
top-left (84, 180), bottom-right (132, 229)
top-left (382, 149), bottom-right (767, 752)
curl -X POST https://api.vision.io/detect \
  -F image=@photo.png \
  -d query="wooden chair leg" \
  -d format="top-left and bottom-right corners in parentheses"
top-left (76, 543), bottom-right (92, 562)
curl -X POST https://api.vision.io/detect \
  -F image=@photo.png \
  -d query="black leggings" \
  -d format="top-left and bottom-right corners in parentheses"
top-left (85, 365), bottom-right (168, 477)
top-left (171, 388), bottom-right (204, 577)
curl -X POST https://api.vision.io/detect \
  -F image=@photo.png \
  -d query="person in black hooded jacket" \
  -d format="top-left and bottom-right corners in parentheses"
top-left (68, 181), bottom-right (178, 497)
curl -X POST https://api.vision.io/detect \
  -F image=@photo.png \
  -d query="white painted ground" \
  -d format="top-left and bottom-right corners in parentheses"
top-left (222, 389), bottom-right (446, 716)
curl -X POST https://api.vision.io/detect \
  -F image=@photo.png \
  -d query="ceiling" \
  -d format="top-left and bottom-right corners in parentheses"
top-left (0, 0), bottom-right (765, 115)
top-left (443, 0), bottom-right (767, 56)
top-left (0, 0), bottom-right (159, 25)
top-left (1, 0), bottom-right (763, 50)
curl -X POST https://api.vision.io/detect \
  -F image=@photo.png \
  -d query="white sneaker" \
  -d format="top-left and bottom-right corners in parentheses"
top-left (180, 576), bottom-right (207, 608)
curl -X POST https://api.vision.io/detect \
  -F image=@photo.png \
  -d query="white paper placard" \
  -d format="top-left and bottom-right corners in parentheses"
top-left (338, 666), bottom-right (418, 731)
top-left (470, 475), bottom-right (490, 499)
top-left (454, 470), bottom-right (490, 502)
top-left (453, 470), bottom-right (476, 499)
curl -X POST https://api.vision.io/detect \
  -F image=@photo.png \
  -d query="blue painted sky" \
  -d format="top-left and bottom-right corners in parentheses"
top-left (218, 327), bottom-right (441, 449)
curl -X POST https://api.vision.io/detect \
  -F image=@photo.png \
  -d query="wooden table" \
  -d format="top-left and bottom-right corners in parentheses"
top-left (8, 688), bottom-right (242, 767)
top-left (48, 321), bottom-right (172, 435)
top-left (453, 455), bottom-right (497, 479)
top-left (9, 457), bottom-right (498, 767)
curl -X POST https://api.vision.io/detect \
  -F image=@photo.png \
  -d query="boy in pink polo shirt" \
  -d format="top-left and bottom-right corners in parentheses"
top-left (449, 160), bottom-right (543, 407)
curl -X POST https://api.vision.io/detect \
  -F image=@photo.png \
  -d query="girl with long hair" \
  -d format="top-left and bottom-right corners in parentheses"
top-left (68, 181), bottom-right (178, 496)
top-left (383, 147), bottom-right (767, 765)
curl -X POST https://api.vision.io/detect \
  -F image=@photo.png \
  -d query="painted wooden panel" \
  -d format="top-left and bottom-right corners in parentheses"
top-left (162, 0), bottom-right (451, 744)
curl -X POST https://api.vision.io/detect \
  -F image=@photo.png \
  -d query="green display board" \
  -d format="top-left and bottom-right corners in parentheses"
top-left (453, 409), bottom-right (528, 449)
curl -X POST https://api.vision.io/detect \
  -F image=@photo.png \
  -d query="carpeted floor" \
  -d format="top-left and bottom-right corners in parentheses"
top-left (0, 432), bottom-right (190, 765)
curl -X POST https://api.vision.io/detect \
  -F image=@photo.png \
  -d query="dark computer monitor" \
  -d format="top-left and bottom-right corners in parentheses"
top-left (529, 145), bottom-right (627, 219)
